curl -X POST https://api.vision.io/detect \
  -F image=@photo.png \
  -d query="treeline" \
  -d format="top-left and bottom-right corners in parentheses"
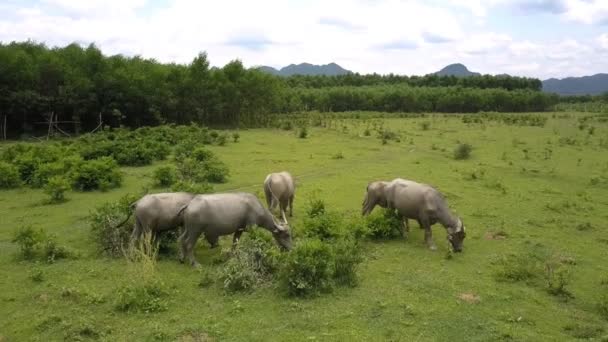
top-left (0, 41), bottom-right (557, 137)
top-left (283, 73), bottom-right (543, 91)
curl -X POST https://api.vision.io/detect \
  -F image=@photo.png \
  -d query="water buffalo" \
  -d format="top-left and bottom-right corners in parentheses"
top-left (263, 171), bottom-right (295, 222)
top-left (362, 178), bottom-right (467, 252)
top-left (119, 192), bottom-right (196, 247)
top-left (178, 192), bottom-right (292, 267)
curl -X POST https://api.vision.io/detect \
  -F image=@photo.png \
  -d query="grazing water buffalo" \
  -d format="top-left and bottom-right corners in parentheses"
top-left (178, 192), bottom-right (292, 267)
top-left (362, 178), bottom-right (467, 252)
top-left (263, 171), bottom-right (295, 222)
top-left (120, 192), bottom-right (196, 246)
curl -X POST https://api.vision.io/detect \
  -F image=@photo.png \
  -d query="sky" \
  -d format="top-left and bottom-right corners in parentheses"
top-left (1, 0), bottom-right (607, 79)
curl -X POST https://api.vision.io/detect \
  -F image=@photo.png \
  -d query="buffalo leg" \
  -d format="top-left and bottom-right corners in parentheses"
top-left (419, 214), bottom-right (437, 251)
top-left (205, 234), bottom-right (219, 248)
top-left (289, 195), bottom-right (294, 217)
top-left (232, 230), bottom-right (244, 248)
top-left (181, 226), bottom-right (203, 267)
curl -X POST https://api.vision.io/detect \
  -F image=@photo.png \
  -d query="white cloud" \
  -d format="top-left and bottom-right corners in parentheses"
top-left (561, 0), bottom-right (608, 25)
top-left (0, 0), bottom-right (606, 79)
top-left (597, 33), bottom-right (608, 50)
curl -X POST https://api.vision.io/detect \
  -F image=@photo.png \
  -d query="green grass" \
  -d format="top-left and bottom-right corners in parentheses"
top-left (1, 112), bottom-right (608, 341)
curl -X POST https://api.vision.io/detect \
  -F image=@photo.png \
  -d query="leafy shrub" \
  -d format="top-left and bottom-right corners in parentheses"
top-left (115, 281), bottom-right (168, 313)
top-left (209, 131), bottom-right (219, 139)
top-left (232, 132), bottom-right (240, 142)
top-left (202, 158), bottom-right (230, 183)
top-left (454, 143), bottom-right (473, 160)
top-left (29, 267), bottom-right (44, 282)
top-left (219, 230), bottom-right (281, 293)
top-left (43, 235), bottom-right (74, 263)
top-left (152, 165), bottom-right (177, 187)
top-left (306, 198), bottom-right (326, 218)
top-left (44, 176), bottom-right (70, 203)
top-left (70, 157), bottom-right (122, 191)
top-left (365, 208), bottom-right (403, 240)
top-left (298, 126), bottom-right (308, 139)
top-left (217, 133), bottom-right (228, 146)
top-left (494, 252), bottom-right (542, 283)
top-left (280, 239), bottom-right (334, 297)
top-left (0, 161), bottom-right (21, 189)
top-left (281, 121), bottom-right (293, 131)
top-left (30, 161), bottom-right (67, 188)
top-left (332, 238), bottom-right (363, 287)
top-left (363, 128), bottom-right (371, 136)
top-left (420, 121), bottom-right (431, 130)
top-left (88, 193), bottom-right (139, 256)
top-left (191, 147), bottom-right (214, 162)
top-left (12, 226), bottom-right (44, 259)
top-left (545, 257), bottom-right (574, 299)
top-left (302, 211), bottom-right (345, 241)
top-left (170, 180), bottom-right (213, 194)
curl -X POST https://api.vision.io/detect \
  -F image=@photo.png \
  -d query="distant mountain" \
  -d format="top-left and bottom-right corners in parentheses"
top-left (256, 62), bottom-right (352, 76)
top-left (433, 63), bottom-right (481, 77)
top-left (541, 74), bottom-right (608, 96)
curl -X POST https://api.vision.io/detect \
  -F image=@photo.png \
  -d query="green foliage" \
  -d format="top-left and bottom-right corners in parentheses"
top-left (152, 165), bottom-right (177, 187)
top-left (232, 132), bottom-right (240, 142)
top-left (170, 180), bottom-right (213, 194)
top-left (302, 211), bottom-right (345, 241)
top-left (298, 126), bottom-right (308, 139)
top-left (365, 209), bottom-right (403, 240)
top-left (332, 238), bottom-right (363, 287)
top-left (115, 282), bottom-right (168, 313)
top-left (88, 193), bottom-right (139, 256)
top-left (29, 267), bottom-right (44, 282)
top-left (454, 143), bottom-right (473, 160)
top-left (70, 157), bottom-right (122, 191)
top-left (0, 161), bottom-right (21, 189)
top-left (420, 121), bottom-right (431, 130)
top-left (12, 226), bottom-right (44, 259)
top-left (305, 197), bottom-right (326, 218)
top-left (219, 231), bottom-right (282, 293)
top-left (217, 133), bottom-right (228, 146)
top-left (280, 239), bottom-right (335, 297)
top-left (44, 176), bottom-right (70, 203)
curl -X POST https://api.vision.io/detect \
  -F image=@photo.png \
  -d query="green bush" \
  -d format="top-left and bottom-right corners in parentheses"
top-left (219, 230), bottom-right (281, 293)
top-left (170, 180), bottom-right (213, 194)
top-left (420, 121), bottom-right (431, 130)
top-left (232, 132), bottom-right (240, 142)
top-left (454, 143), bottom-right (473, 160)
top-left (43, 235), bottom-right (74, 263)
top-left (202, 158), bottom-right (230, 183)
top-left (280, 239), bottom-right (334, 297)
top-left (152, 165), bottom-right (177, 187)
top-left (302, 211), bottom-right (345, 241)
top-left (217, 133), bottom-right (228, 146)
top-left (332, 238), bottom-right (363, 287)
top-left (365, 208), bottom-right (403, 240)
top-left (12, 226), bottom-right (44, 259)
top-left (191, 147), bottom-right (214, 162)
top-left (30, 161), bottom-right (66, 188)
top-left (115, 281), bottom-right (168, 313)
top-left (44, 176), bottom-right (70, 203)
top-left (306, 198), bottom-right (326, 218)
top-left (70, 157), bottom-right (122, 191)
top-left (0, 161), bottom-right (21, 189)
top-left (298, 126), bottom-right (308, 139)
top-left (88, 193), bottom-right (139, 256)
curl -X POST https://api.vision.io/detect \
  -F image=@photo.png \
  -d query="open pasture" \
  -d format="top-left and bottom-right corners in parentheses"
top-left (1, 112), bottom-right (608, 341)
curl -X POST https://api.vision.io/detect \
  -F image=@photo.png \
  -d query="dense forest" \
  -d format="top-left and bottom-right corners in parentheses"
top-left (0, 41), bottom-right (562, 137)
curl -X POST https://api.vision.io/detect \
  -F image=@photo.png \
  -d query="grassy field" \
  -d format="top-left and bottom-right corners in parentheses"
top-left (1, 112), bottom-right (608, 341)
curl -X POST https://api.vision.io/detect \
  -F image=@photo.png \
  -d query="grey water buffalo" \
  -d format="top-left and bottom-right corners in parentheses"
top-left (362, 178), bottom-right (467, 252)
top-left (263, 171), bottom-right (295, 222)
top-left (119, 192), bottom-right (196, 246)
top-left (178, 192), bottom-right (293, 267)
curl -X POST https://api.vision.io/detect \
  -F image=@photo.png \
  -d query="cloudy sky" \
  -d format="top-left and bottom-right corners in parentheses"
top-left (1, 0), bottom-right (607, 79)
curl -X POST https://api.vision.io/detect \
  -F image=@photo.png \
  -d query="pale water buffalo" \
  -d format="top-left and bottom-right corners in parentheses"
top-left (120, 192), bottom-right (196, 246)
top-left (178, 192), bottom-right (292, 267)
top-left (362, 178), bottom-right (467, 252)
top-left (263, 171), bottom-right (295, 222)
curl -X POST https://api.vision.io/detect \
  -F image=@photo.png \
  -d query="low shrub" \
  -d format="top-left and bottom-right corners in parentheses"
top-left (281, 121), bottom-right (293, 131)
top-left (494, 252), bottom-right (543, 283)
top-left (152, 165), bottom-right (177, 187)
top-left (302, 211), bottom-right (345, 241)
top-left (454, 143), bottom-right (473, 160)
top-left (219, 230), bottom-right (282, 293)
top-left (217, 133), bottom-right (228, 146)
top-left (115, 281), bottom-right (168, 313)
top-left (202, 158), bottom-right (230, 183)
top-left (232, 132), bottom-right (240, 143)
top-left (298, 126), bottom-right (308, 139)
top-left (170, 180), bottom-right (213, 194)
top-left (12, 225), bottom-right (45, 259)
top-left (365, 208), bottom-right (403, 240)
top-left (420, 121), bottom-right (431, 131)
top-left (43, 235), bottom-right (74, 263)
top-left (70, 157), bottom-right (122, 191)
top-left (0, 161), bottom-right (21, 189)
top-left (280, 239), bottom-right (334, 297)
top-left (333, 238), bottom-right (363, 287)
top-left (305, 198), bottom-right (326, 218)
top-left (88, 193), bottom-right (140, 256)
top-left (44, 176), bottom-right (70, 203)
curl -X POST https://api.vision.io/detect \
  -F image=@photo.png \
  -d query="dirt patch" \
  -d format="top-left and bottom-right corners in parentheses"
top-left (484, 231), bottom-right (508, 240)
top-left (177, 331), bottom-right (214, 342)
top-left (458, 293), bottom-right (481, 304)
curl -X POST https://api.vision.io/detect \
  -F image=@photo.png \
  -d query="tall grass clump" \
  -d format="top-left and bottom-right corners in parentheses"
top-left (454, 143), bottom-right (473, 160)
top-left (0, 161), bottom-right (21, 189)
